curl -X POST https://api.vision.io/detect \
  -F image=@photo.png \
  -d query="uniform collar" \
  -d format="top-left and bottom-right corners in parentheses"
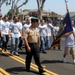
top-left (30, 27), bottom-right (36, 30)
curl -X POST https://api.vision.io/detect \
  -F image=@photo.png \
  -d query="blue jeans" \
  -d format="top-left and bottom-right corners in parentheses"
top-left (0, 37), bottom-right (3, 47)
top-left (2, 35), bottom-right (9, 50)
top-left (40, 36), bottom-right (46, 52)
top-left (45, 36), bottom-right (51, 48)
top-left (18, 37), bottom-right (23, 49)
top-left (11, 37), bottom-right (19, 53)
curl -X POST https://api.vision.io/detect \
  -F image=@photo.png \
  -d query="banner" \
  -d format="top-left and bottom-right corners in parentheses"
top-left (50, 12), bottom-right (73, 48)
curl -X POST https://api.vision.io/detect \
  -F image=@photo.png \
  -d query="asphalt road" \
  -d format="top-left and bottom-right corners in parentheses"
top-left (0, 38), bottom-right (75, 75)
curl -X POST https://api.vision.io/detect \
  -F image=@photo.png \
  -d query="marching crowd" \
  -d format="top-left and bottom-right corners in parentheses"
top-left (0, 13), bottom-right (75, 74)
top-left (0, 14), bottom-right (61, 55)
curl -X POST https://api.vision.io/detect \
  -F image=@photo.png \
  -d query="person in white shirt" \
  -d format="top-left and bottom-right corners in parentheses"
top-left (62, 20), bottom-right (75, 64)
top-left (1, 16), bottom-right (10, 52)
top-left (23, 17), bottom-right (31, 31)
top-left (18, 21), bottom-right (23, 50)
top-left (38, 19), bottom-right (47, 54)
top-left (53, 22), bottom-right (60, 50)
top-left (18, 17), bottom-right (31, 50)
top-left (0, 14), bottom-right (4, 48)
top-left (10, 16), bottom-right (22, 55)
top-left (45, 20), bottom-right (53, 49)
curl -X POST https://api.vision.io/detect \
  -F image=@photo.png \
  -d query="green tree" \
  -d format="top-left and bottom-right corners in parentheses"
top-left (6, 0), bottom-right (29, 18)
top-left (6, 9), bottom-right (12, 19)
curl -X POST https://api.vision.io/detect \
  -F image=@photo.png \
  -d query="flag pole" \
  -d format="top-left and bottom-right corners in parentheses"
top-left (65, 0), bottom-right (69, 12)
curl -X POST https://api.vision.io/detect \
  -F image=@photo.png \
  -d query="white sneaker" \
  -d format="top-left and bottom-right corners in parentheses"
top-left (15, 52), bottom-right (19, 56)
top-left (62, 59), bottom-right (66, 63)
top-left (73, 61), bottom-right (75, 64)
top-left (2, 49), bottom-right (5, 52)
top-left (73, 59), bottom-right (75, 64)
top-left (11, 52), bottom-right (14, 56)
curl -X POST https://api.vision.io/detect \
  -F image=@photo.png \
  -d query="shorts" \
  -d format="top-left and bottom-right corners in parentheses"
top-left (64, 47), bottom-right (75, 55)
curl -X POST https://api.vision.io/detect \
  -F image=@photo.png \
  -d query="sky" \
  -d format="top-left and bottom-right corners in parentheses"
top-left (1, 0), bottom-right (75, 16)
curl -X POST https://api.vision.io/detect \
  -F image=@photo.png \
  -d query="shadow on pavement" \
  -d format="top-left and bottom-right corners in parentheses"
top-left (41, 60), bottom-right (63, 64)
top-left (6, 67), bottom-right (40, 75)
top-left (0, 53), bottom-right (9, 57)
top-left (18, 52), bottom-right (26, 55)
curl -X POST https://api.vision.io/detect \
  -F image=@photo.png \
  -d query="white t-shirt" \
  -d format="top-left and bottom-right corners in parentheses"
top-left (53, 26), bottom-right (60, 36)
top-left (10, 21), bottom-right (22, 38)
top-left (73, 27), bottom-right (75, 36)
top-left (18, 22), bottom-right (22, 37)
top-left (65, 26), bottom-right (75, 47)
top-left (23, 23), bottom-right (31, 31)
top-left (65, 34), bottom-right (74, 47)
top-left (73, 26), bottom-right (75, 46)
top-left (46, 23), bottom-right (53, 36)
top-left (38, 24), bottom-right (47, 36)
top-left (0, 20), bottom-right (4, 31)
top-left (2, 21), bottom-right (10, 35)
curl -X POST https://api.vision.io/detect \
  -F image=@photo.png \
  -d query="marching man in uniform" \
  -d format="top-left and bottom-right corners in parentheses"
top-left (23, 18), bottom-right (45, 74)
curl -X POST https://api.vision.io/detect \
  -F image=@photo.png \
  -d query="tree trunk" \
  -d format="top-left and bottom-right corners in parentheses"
top-left (12, 0), bottom-right (29, 16)
top-left (37, 0), bottom-right (46, 20)
top-left (38, 7), bottom-right (42, 20)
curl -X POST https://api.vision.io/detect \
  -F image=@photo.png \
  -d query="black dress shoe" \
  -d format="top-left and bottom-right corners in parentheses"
top-left (39, 70), bottom-right (45, 74)
top-left (26, 69), bottom-right (30, 72)
top-left (19, 47), bottom-right (22, 50)
top-left (43, 51), bottom-right (47, 54)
